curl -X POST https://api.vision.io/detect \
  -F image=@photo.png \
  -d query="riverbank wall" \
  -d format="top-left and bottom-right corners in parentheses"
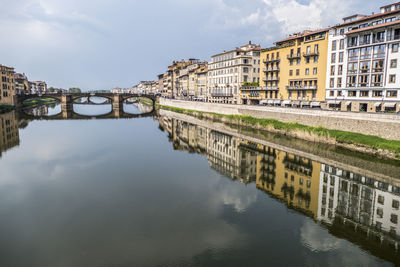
top-left (159, 98), bottom-right (400, 141)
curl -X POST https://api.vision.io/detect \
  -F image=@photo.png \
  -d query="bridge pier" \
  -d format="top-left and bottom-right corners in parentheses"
top-left (61, 95), bottom-right (73, 110)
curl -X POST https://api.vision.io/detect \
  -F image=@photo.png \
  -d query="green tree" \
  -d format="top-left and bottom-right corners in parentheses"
top-left (48, 87), bottom-right (55, 92)
top-left (68, 88), bottom-right (82, 94)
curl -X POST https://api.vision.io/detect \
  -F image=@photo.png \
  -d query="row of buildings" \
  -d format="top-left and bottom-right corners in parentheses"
top-left (155, 2), bottom-right (400, 112)
top-left (158, 114), bottom-right (400, 261)
top-left (0, 64), bottom-right (50, 106)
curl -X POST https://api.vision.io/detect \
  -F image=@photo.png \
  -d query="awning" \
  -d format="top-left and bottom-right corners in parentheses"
top-left (327, 100), bottom-right (341, 104)
top-left (301, 101), bottom-right (310, 106)
top-left (274, 100), bottom-right (282, 104)
top-left (259, 100), bottom-right (268, 105)
top-left (267, 100), bottom-right (274, 104)
top-left (310, 102), bottom-right (320, 107)
top-left (345, 101), bottom-right (352, 106)
top-left (292, 100), bottom-right (300, 105)
top-left (282, 100), bottom-right (291, 105)
top-left (383, 102), bottom-right (397, 108)
top-left (374, 102), bottom-right (382, 107)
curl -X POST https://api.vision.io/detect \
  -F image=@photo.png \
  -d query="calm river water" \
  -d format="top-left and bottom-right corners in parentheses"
top-left (0, 103), bottom-right (400, 266)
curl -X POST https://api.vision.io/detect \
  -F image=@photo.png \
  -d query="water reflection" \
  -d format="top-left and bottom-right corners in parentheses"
top-left (158, 111), bottom-right (400, 264)
top-left (0, 109), bottom-right (399, 266)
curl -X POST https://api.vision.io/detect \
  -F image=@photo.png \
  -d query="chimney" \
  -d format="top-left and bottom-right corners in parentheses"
top-left (249, 40), bottom-right (252, 45)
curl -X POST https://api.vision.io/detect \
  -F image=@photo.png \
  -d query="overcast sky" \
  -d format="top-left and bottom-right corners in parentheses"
top-left (0, 0), bottom-right (394, 91)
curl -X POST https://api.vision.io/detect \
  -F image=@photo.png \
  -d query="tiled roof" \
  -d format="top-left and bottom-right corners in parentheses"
top-left (346, 19), bottom-right (400, 34)
top-left (275, 28), bottom-right (330, 44)
top-left (333, 9), bottom-right (400, 28)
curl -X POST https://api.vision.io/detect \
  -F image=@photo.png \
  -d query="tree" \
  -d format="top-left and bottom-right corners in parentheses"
top-left (68, 88), bottom-right (82, 94)
top-left (48, 87), bottom-right (55, 92)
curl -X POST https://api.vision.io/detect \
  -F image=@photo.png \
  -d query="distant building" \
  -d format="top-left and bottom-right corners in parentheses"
top-left (30, 81), bottom-right (47, 94)
top-left (0, 64), bottom-right (16, 105)
top-left (208, 41), bottom-right (261, 104)
top-left (14, 73), bottom-right (30, 95)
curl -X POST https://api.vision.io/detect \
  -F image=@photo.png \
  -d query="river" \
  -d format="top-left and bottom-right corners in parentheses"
top-left (0, 102), bottom-right (399, 266)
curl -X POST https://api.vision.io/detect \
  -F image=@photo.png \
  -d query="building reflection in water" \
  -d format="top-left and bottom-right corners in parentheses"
top-left (158, 114), bottom-right (400, 263)
top-left (0, 111), bottom-right (21, 157)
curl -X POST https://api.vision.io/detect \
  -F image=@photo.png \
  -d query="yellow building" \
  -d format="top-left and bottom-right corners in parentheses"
top-left (260, 29), bottom-right (329, 108)
top-left (252, 143), bottom-right (322, 219)
top-left (0, 64), bottom-right (16, 105)
top-left (0, 111), bottom-right (20, 157)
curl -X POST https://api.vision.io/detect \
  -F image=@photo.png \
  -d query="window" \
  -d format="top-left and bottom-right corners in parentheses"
top-left (391, 214), bottom-right (398, 224)
top-left (372, 74), bottom-right (383, 86)
top-left (348, 90), bottom-right (357, 97)
top-left (349, 48), bottom-right (359, 61)
top-left (337, 90), bottom-right (342, 96)
top-left (377, 208), bottom-right (384, 218)
top-left (330, 78), bottom-right (334, 88)
top-left (314, 44), bottom-right (319, 53)
top-left (337, 77), bottom-right (342, 87)
top-left (391, 59), bottom-right (397, 68)
top-left (360, 90), bottom-right (369, 97)
top-left (296, 69), bottom-right (300, 76)
top-left (374, 45), bottom-right (385, 58)
top-left (339, 39), bottom-right (345, 49)
top-left (389, 74), bottom-right (396, 83)
top-left (387, 90), bottom-right (398, 97)
top-left (313, 67), bottom-right (317, 74)
top-left (359, 75), bottom-right (369, 87)
top-left (305, 68), bottom-right (309, 75)
top-left (348, 62), bottom-right (358, 74)
top-left (372, 60), bottom-right (384, 72)
top-left (393, 43), bottom-right (399, 53)
top-left (373, 90), bottom-right (383, 97)
top-left (243, 67), bottom-right (249, 73)
top-left (360, 47), bottom-right (372, 60)
top-left (331, 53), bottom-right (336, 63)
top-left (378, 195), bottom-right (385, 204)
top-left (330, 66), bottom-right (335, 76)
top-left (338, 52), bottom-right (344, 63)
top-left (329, 90), bottom-right (334, 96)
top-left (296, 59), bottom-right (300, 65)
top-left (393, 200), bottom-right (399, 209)
top-left (314, 56), bottom-right (319, 63)
top-left (360, 61), bottom-right (370, 73)
top-left (338, 65), bottom-right (343, 75)
top-left (289, 70), bottom-right (293, 76)
top-left (290, 59), bottom-right (294, 66)
top-left (306, 57), bottom-right (310, 64)
top-left (332, 40), bottom-right (337, 51)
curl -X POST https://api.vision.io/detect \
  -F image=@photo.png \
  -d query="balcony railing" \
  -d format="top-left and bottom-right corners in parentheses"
top-left (263, 86), bottom-right (279, 90)
top-left (387, 34), bottom-right (400, 41)
top-left (359, 39), bottom-right (371, 46)
top-left (241, 87), bottom-right (262, 91)
top-left (287, 53), bottom-right (301, 59)
top-left (347, 42), bottom-right (358, 48)
top-left (373, 38), bottom-right (385, 43)
top-left (263, 58), bottom-right (280, 63)
top-left (263, 67), bottom-right (280, 72)
top-left (210, 92), bottom-right (233, 97)
top-left (263, 76), bottom-right (279, 82)
top-left (286, 85), bottom-right (317, 90)
top-left (303, 51), bottom-right (319, 57)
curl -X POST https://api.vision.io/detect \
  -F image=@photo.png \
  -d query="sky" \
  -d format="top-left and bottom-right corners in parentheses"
top-left (0, 0), bottom-right (394, 91)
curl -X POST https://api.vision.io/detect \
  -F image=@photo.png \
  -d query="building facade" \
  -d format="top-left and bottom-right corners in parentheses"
top-left (259, 29), bottom-right (329, 108)
top-left (30, 81), bottom-right (47, 94)
top-left (208, 42), bottom-right (261, 104)
top-left (326, 3), bottom-right (400, 112)
top-left (14, 73), bottom-right (30, 95)
top-left (0, 65), bottom-right (16, 105)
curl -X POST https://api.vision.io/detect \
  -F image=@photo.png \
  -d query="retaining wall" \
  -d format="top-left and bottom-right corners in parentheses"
top-left (159, 98), bottom-right (400, 140)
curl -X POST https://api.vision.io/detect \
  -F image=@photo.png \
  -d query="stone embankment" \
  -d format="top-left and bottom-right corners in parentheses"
top-left (159, 98), bottom-right (400, 141)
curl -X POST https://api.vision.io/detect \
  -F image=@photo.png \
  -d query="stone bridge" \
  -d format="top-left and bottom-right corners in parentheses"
top-left (16, 93), bottom-right (157, 110)
top-left (16, 93), bottom-right (158, 120)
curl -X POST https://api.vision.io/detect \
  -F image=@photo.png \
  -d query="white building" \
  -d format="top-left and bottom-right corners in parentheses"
top-left (207, 41), bottom-right (261, 104)
top-left (326, 2), bottom-right (400, 112)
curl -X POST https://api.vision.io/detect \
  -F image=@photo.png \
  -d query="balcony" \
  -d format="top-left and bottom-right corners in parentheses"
top-left (303, 51), bottom-right (319, 57)
top-left (241, 87), bottom-right (262, 91)
top-left (263, 76), bottom-right (279, 82)
top-left (347, 42), bottom-right (358, 48)
top-left (359, 39), bottom-right (371, 46)
top-left (286, 85), bottom-right (317, 90)
top-left (211, 92), bottom-right (233, 97)
top-left (373, 38), bottom-right (385, 44)
top-left (287, 53), bottom-right (301, 59)
top-left (263, 67), bottom-right (280, 72)
top-left (387, 34), bottom-right (400, 41)
top-left (263, 86), bottom-right (279, 90)
top-left (263, 58), bottom-right (280, 64)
